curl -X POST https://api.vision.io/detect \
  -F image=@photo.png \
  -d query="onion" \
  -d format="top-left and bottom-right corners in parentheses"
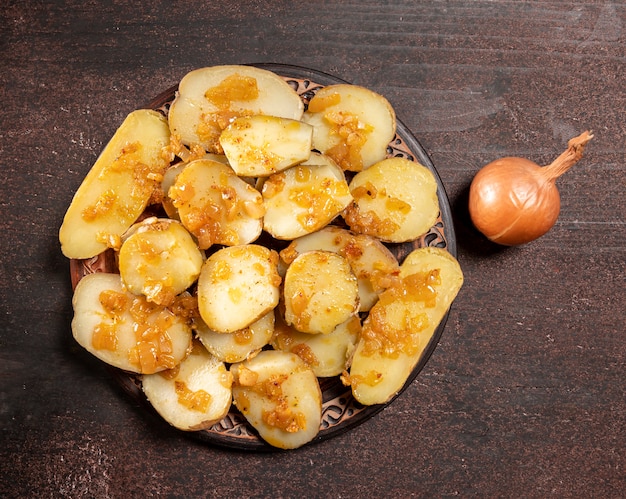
top-left (468, 131), bottom-right (593, 245)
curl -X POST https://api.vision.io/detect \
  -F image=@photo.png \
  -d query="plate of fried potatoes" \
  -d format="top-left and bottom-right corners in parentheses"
top-left (63, 63), bottom-right (462, 450)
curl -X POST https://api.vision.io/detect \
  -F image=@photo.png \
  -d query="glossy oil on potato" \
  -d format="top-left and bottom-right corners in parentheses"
top-left (347, 247), bottom-right (463, 405)
top-left (220, 115), bottom-right (313, 177)
top-left (261, 162), bottom-right (352, 240)
top-left (344, 157), bottom-right (440, 243)
top-left (118, 218), bottom-right (204, 305)
top-left (59, 109), bottom-right (171, 259)
top-left (231, 350), bottom-right (322, 449)
top-left (197, 245), bottom-right (281, 333)
top-left (195, 310), bottom-right (275, 364)
top-left (302, 84), bottom-right (396, 172)
top-left (168, 65), bottom-right (304, 153)
top-left (71, 272), bottom-right (192, 374)
top-left (279, 225), bottom-right (399, 311)
top-left (168, 158), bottom-right (264, 250)
top-left (283, 250), bottom-right (359, 335)
top-left (271, 315), bottom-right (360, 378)
top-left (142, 341), bottom-right (233, 431)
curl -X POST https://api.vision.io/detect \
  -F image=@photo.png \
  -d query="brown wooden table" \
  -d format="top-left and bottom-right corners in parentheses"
top-left (2, 1), bottom-right (624, 497)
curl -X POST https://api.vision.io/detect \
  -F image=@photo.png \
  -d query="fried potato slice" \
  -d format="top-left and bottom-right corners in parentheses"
top-left (71, 272), bottom-right (192, 374)
top-left (118, 218), bottom-right (204, 305)
top-left (283, 250), bottom-right (359, 335)
top-left (161, 154), bottom-right (229, 220)
top-left (231, 350), bottom-right (322, 449)
top-left (261, 161), bottom-right (352, 240)
top-left (346, 247), bottom-right (463, 406)
top-left (59, 109), bottom-right (171, 259)
top-left (197, 245), bottom-right (281, 333)
top-left (302, 84), bottom-right (396, 172)
top-left (220, 115), bottom-right (313, 177)
top-left (168, 158), bottom-right (264, 250)
top-left (195, 310), bottom-right (275, 364)
top-left (168, 65), bottom-right (304, 153)
top-left (271, 314), bottom-right (361, 378)
top-left (142, 340), bottom-right (233, 431)
top-left (279, 225), bottom-right (399, 311)
top-left (343, 157), bottom-right (440, 243)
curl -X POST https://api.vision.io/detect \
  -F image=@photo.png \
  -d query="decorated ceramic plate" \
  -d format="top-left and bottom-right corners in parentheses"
top-left (69, 63), bottom-right (457, 451)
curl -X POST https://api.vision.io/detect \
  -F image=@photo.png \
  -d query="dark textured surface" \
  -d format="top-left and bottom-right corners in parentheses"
top-left (1, 1), bottom-right (624, 497)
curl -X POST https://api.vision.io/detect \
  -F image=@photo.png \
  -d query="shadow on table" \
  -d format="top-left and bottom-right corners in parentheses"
top-left (450, 180), bottom-right (513, 259)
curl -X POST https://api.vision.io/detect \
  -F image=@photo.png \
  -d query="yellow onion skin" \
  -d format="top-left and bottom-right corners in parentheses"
top-left (468, 157), bottom-right (560, 245)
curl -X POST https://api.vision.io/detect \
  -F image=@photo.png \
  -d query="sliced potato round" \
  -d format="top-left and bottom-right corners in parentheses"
top-left (59, 109), bottom-right (171, 259)
top-left (168, 158), bottom-right (264, 250)
top-left (195, 310), bottom-right (275, 364)
top-left (197, 245), bottom-right (281, 333)
top-left (231, 350), bottom-right (322, 449)
top-left (168, 65), bottom-right (304, 153)
top-left (71, 272), bottom-right (192, 374)
top-left (347, 247), bottom-right (464, 406)
top-left (302, 84), bottom-right (396, 172)
top-left (118, 218), bottom-right (204, 305)
top-left (279, 225), bottom-right (399, 311)
top-left (343, 157), bottom-right (440, 243)
top-left (220, 115), bottom-right (312, 177)
top-left (142, 340), bottom-right (233, 431)
top-left (283, 250), bottom-right (359, 335)
top-left (161, 154), bottom-right (229, 219)
top-left (262, 161), bottom-right (352, 240)
top-left (271, 314), bottom-right (361, 378)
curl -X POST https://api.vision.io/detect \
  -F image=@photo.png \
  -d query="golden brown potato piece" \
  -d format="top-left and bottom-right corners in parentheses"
top-left (343, 157), bottom-right (440, 243)
top-left (347, 247), bottom-right (463, 405)
top-left (71, 272), bottom-right (192, 374)
top-left (118, 218), bottom-right (204, 305)
top-left (231, 350), bottom-right (322, 449)
top-left (302, 84), bottom-right (396, 172)
top-left (279, 225), bottom-right (399, 311)
top-left (220, 115), bottom-right (312, 177)
top-left (168, 65), bottom-right (304, 153)
top-left (195, 310), bottom-right (275, 364)
top-left (168, 158), bottom-right (264, 250)
top-left (161, 154), bottom-right (229, 220)
top-left (271, 314), bottom-right (361, 378)
top-left (261, 162), bottom-right (352, 240)
top-left (283, 250), bottom-right (359, 335)
top-left (142, 341), bottom-right (233, 431)
top-left (197, 245), bottom-right (281, 333)
top-left (59, 109), bottom-right (171, 259)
